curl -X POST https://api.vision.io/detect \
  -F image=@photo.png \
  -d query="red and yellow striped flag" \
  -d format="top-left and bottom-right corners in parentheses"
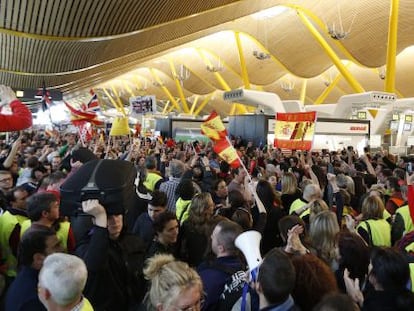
top-left (213, 139), bottom-right (240, 168)
top-left (274, 111), bottom-right (316, 151)
top-left (201, 111), bottom-right (227, 142)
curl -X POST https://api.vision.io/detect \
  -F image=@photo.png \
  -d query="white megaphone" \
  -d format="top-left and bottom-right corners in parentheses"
top-left (235, 230), bottom-right (263, 281)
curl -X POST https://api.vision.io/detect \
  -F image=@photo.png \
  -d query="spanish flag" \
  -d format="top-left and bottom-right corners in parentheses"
top-left (274, 111), bottom-right (316, 151)
top-left (64, 101), bottom-right (103, 126)
top-left (213, 139), bottom-right (240, 168)
top-left (201, 111), bottom-right (227, 142)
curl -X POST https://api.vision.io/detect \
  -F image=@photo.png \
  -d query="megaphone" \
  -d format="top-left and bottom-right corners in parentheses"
top-left (235, 230), bottom-right (262, 281)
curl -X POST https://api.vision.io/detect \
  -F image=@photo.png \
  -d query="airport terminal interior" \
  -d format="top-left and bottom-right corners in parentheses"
top-left (3, 2), bottom-right (414, 310)
top-left (1, 0), bottom-right (414, 148)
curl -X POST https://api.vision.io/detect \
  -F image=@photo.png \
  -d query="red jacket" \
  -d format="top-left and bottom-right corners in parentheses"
top-left (0, 100), bottom-right (32, 131)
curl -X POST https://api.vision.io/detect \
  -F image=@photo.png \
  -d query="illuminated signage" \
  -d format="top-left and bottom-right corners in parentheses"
top-left (357, 111), bottom-right (367, 119)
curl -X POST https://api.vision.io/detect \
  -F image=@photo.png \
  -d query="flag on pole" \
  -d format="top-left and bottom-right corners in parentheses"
top-left (77, 122), bottom-right (93, 143)
top-left (86, 89), bottom-right (101, 112)
top-left (274, 111), bottom-right (317, 151)
top-left (213, 138), bottom-right (240, 168)
top-left (64, 101), bottom-right (103, 126)
top-left (38, 82), bottom-right (52, 112)
top-left (201, 111), bottom-right (227, 141)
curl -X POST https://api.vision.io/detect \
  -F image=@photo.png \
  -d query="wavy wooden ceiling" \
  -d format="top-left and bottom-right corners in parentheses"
top-left (1, 0), bottom-right (414, 116)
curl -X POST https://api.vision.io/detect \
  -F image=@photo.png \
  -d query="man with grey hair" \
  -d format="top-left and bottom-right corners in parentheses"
top-left (38, 253), bottom-right (93, 311)
top-left (159, 159), bottom-right (186, 212)
top-left (289, 183), bottom-right (322, 217)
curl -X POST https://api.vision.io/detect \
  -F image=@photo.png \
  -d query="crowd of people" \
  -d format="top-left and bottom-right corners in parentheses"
top-left (1, 87), bottom-right (414, 310)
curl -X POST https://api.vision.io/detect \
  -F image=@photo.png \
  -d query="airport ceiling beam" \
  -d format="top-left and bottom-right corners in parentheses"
top-left (149, 68), bottom-right (181, 112)
top-left (162, 100), bottom-right (170, 115)
top-left (197, 49), bottom-right (247, 115)
top-left (122, 82), bottom-right (135, 97)
top-left (111, 86), bottom-right (127, 116)
top-left (194, 93), bottom-right (215, 116)
top-left (190, 95), bottom-right (199, 115)
top-left (314, 66), bottom-right (348, 105)
top-left (300, 79), bottom-right (307, 104)
top-left (234, 32), bottom-right (256, 113)
top-left (282, 4), bottom-right (363, 66)
top-left (168, 59), bottom-right (190, 113)
top-left (102, 88), bottom-right (120, 112)
top-left (384, 0), bottom-right (399, 93)
top-left (295, 9), bottom-right (365, 94)
top-left (234, 31), bottom-right (251, 89)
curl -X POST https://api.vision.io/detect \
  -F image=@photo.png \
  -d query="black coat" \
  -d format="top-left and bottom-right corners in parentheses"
top-left (76, 226), bottom-right (146, 311)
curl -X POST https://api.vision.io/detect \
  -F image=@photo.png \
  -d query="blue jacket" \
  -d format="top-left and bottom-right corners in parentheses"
top-left (5, 266), bottom-right (46, 311)
top-left (132, 213), bottom-right (154, 248)
top-left (198, 255), bottom-right (243, 311)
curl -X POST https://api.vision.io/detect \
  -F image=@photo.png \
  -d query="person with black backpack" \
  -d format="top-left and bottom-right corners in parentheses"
top-left (197, 219), bottom-right (246, 311)
top-left (76, 199), bottom-right (147, 311)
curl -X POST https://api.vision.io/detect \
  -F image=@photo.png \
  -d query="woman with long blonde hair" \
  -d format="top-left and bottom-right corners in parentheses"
top-left (281, 171), bottom-right (301, 211)
top-left (356, 195), bottom-right (391, 247)
top-left (310, 210), bottom-right (340, 270)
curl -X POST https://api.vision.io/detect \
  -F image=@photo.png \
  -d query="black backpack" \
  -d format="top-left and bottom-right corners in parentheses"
top-left (60, 159), bottom-right (137, 216)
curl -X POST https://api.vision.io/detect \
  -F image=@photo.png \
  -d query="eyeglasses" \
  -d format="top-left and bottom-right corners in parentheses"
top-left (171, 298), bottom-right (204, 311)
top-left (0, 177), bottom-right (12, 183)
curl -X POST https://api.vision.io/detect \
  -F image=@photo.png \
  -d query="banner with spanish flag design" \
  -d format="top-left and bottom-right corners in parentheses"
top-left (200, 111), bottom-right (227, 142)
top-left (274, 111), bottom-right (317, 151)
top-left (213, 138), bottom-right (240, 168)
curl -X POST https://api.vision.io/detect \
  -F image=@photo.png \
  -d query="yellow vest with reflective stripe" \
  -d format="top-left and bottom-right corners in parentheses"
top-left (176, 198), bottom-right (192, 224)
top-left (289, 198), bottom-right (306, 215)
top-left (383, 208), bottom-right (392, 221)
top-left (357, 219), bottom-right (391, 247)
top-left (396, 205), bottom-right (414, 236)
top-left (0, 211), bottom-right (28, 277)
top-left (20, 220), bottom-right (70, 251)
top-left (144, 172), bottom-right (162, 192)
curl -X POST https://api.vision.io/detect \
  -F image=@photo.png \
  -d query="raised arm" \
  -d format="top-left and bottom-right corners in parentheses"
top-left (0, 85), bottom-right (32, 131)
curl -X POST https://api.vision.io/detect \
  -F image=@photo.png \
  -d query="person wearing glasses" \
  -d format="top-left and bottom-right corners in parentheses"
top-left (143, 254), bottom-right (203, 311)
top-left (0, 171), bottom-right (14, 214)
